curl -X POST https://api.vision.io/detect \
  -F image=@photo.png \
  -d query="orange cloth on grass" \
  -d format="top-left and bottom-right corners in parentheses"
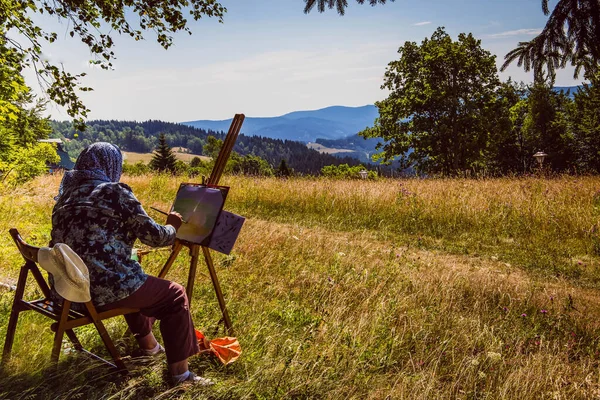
top-left (195, 329), bottom-right (241, 365)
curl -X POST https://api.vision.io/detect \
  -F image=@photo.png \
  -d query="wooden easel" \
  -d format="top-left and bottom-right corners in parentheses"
top-left (157, 114), bottom-right (244, 336)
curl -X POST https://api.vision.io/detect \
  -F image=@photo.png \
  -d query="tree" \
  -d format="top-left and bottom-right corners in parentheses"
top-left (276, 159), bottom-right (291, 177)
top-left (187, 138), bottom-right (204, 155)
top-left (502, 0), bottom-right (600, 81)
top-left (321, 163), bottom-right (375, 179)
top-left (569, 73), bottom-right (600, 172)
top-left (230, 154), bottom-right (274, 176)
top-left (360, 28), bottom-right (501, 176)
top-left (0, 33), bottom-right (57, 184)
top-left (484, 80), bottom-right (530, 174)
top-left (0, 142), bottom-right (59, 185)
top-left (304, 0), bottom-right (392, 15)
top-left (204, 135), bottom-right (223, 159)
top-left (190, 156), bottom-right (205, 168)
top-left (522, 81), bottom-right (574, 172)
top-left (149, 133), bottom-right (177, 173)
top-left (1, 0), bottom-right (226, 128)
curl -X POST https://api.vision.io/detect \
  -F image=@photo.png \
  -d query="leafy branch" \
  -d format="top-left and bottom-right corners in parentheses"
top-left (501, 0), bottom-right (600, 81)
top-left (303, 0), bottom-right (392, 15)
top-left (1, 0), bottom-right (226, 129)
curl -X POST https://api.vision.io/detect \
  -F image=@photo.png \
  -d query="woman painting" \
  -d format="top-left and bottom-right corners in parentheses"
top-left (51, 142), bottom-right (209, 385)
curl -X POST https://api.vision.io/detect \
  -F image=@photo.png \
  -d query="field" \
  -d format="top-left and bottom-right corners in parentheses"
top-left (122, 149), bottom-right (210, 164)
top-left (306, 142), bottom-right (356, 155)
top-left (1, 174), bottom-right (600, 399)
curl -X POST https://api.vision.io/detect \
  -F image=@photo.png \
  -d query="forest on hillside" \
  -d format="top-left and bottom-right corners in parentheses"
top-left (50, 120), bottom-right (366, 175)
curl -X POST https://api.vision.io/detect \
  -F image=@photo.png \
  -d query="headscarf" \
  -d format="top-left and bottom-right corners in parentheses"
top-left (56, 142), bottom-right (123, 201)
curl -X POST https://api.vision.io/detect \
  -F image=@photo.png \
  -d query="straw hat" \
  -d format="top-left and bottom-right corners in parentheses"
top-left (38, 244), bottom-right (91, 303)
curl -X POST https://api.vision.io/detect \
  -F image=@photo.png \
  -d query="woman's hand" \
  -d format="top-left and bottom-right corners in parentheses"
top-left (166, 212), bottom-right (184, 231)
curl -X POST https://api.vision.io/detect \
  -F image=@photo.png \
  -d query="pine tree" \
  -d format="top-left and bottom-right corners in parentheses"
top-left (502, 0), bottom-right (600, 81)
top-left (276, 159), bottom-right (291, 177)
top-left (149, 133), bottom-right (177, 173)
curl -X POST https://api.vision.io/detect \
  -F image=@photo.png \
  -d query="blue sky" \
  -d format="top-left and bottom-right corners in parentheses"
top-left (27, 0), bottom-right (583, 122)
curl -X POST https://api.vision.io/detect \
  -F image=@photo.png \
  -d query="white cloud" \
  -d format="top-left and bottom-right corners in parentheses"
top-left (485, 28), bottom-right (542, 39)
top-left (70, 44), bottom-right (395, 121)
top-left (413, 21), bottom-right (432, 26)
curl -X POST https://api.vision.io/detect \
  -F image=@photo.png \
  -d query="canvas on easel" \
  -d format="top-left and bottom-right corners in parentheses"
top-left (170, 183), bottom-right (229, 246)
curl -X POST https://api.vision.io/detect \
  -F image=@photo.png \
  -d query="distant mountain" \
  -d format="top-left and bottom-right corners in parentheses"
top-left (182, 105), bottom-right (379, 143)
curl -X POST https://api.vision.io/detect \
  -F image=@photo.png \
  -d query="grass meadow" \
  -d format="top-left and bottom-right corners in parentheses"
top-left (1, 173), bottom-right (600, 399)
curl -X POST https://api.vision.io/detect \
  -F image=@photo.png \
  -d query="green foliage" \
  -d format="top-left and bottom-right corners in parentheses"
top-left (1, 0), bottom-right (226, 128)
top-left (483, 80), bottom-right (529, 174)
top-left (570, 73), bottom-right (600, 173)
top-left (122, 161), bottom-right (150, 176)
top-left (360, 27), bottom-right (501, 176)
top-left (173, 159), bottom-right (189, 175)
top-left (0, 142), bottom-right (59, 185)
top-left (276, 159), bottom-right (291, 177)
top-left (230, 153), bottom-right (274, 176)
top-left (0, 34), bottom-right (56, 184)
top-left (187, 138), bottom-right (204, 155)
top-left (0, 35), bottom-right (28, 122)
top-left (321, 163), bottom-right (375, 179)
top-left (190, 156), bottom-right (205, 168)
top-left (521, 81), bottom-right (574, 171)
top-left (0, 34), bottom-right (51, 146)
top-left (203, 135), bottom-right (223, 159)
top-left (304, 0), bottom-right (393, 15)
top-left (149, 133), bottom-right (177, 173)
top-left (502, 0), bottom-right (600, 81)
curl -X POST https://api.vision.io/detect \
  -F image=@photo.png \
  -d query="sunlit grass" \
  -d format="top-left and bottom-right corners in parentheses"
top-left (1, 173), bottom-right (600, 399)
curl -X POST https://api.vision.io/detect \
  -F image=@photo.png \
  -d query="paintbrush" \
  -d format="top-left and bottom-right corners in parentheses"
top-left (151, 206), bottom-right (188, 224)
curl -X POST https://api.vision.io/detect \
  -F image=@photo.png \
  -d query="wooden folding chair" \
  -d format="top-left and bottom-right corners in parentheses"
top-left (1, 228), bottom-right (139, 372)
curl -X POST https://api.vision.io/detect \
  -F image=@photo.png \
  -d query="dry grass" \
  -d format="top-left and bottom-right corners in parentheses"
top-left (1, 174), bottom-right (600, 399)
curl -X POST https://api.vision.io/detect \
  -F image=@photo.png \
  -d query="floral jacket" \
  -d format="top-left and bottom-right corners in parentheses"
top-left (51, 179), bottom-right (175, 306)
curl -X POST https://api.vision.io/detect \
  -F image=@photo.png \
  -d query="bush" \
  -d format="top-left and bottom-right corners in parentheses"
top-left (122, 161), bottom-right (150, 176)
top-left (230, 154), bottom-right (274, 176)
top-left (0, 143), bottom-right (59, 185)
top-left (174, 160), bottom-right (189, 175)
top-left (190, 156), bottom-right (205, 168)
top-left (188, 166), bottom-right (210, 179)
top-left (320, 164), bottom-right (376, 179)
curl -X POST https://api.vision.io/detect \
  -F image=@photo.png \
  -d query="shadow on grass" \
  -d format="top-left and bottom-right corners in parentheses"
top-left (0, 350), bottom-right (226, 400)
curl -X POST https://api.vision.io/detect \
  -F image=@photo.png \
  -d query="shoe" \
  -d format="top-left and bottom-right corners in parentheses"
top-left (173, 371), bottom-right (215, 386)
top-left (131, 344), bottom-right (165, 358)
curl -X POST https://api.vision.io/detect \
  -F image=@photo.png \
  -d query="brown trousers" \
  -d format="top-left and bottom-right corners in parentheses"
top-left (100, 276), bottom-right (199, 364)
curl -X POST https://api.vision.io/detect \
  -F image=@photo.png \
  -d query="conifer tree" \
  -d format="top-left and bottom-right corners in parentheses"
top-left (502, 0), bottom-right (600, 81)
top-left (149, 133), bottom-right (177, 173)
top-left (276, 159), bottom-right (291, 177)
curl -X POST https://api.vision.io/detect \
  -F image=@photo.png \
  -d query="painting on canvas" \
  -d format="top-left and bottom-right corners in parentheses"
top-left (171, 183), bottom-right (229, 245)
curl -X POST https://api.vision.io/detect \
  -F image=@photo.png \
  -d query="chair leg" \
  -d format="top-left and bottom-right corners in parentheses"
top-left (51, 300), bottom-right (71, 365)
top-left (1, 308), bottom-right (21, 367)
top-left (65, 330), bottom-right (83, 351)
top-left (2, 266), bottom-right (29, 367)
top-left (84, 303), bottom-right (127, 371)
